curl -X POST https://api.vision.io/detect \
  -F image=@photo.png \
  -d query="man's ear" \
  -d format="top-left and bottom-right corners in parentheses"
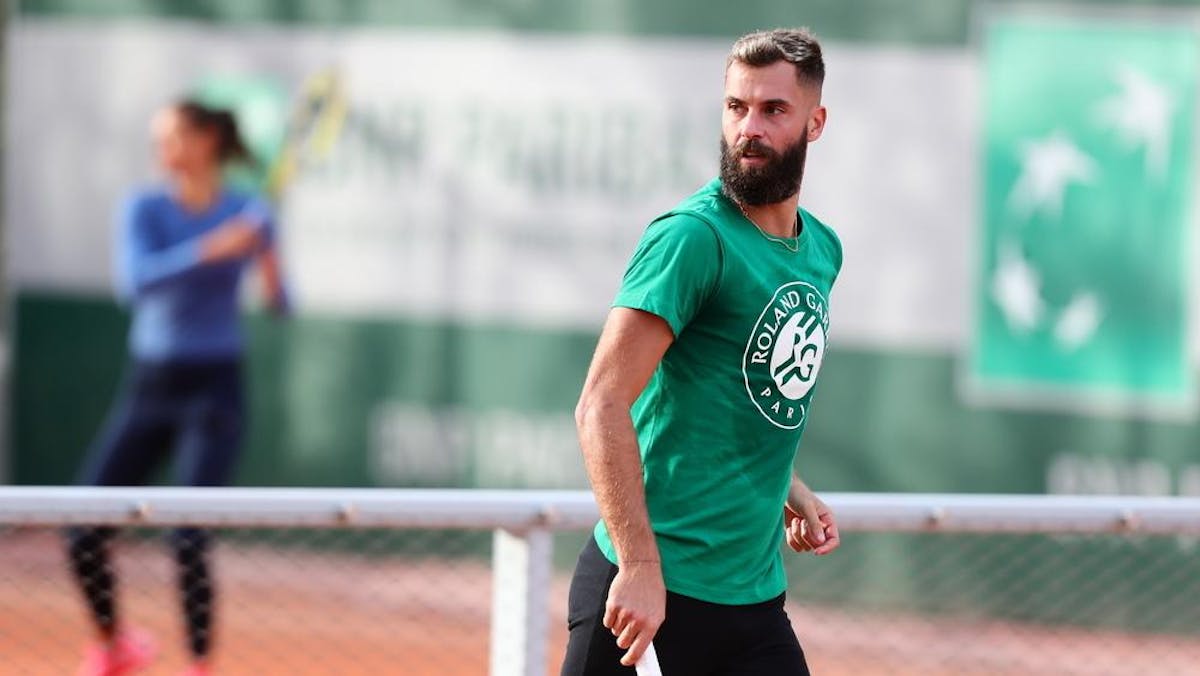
top-left (807, 105), bottom-right (827, 143)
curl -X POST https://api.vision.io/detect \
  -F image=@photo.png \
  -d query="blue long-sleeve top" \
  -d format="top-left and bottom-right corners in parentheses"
top-left (116, 185), bottom-right (276, 363)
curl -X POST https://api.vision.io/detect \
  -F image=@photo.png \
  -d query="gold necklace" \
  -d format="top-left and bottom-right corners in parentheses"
top-left (738, 204), bottom-right (801, 253)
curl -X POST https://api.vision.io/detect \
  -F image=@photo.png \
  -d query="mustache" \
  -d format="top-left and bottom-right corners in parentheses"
top-left (733, 138), bottom-right (779, 161)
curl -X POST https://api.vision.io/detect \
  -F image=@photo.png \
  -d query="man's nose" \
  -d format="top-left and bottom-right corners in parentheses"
top-left (739, 111), bottom-right (766, 142)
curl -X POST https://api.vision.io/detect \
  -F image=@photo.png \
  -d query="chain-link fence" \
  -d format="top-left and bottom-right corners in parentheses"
top-left (1, 526), bottom-right (513, 674)
top-left (1, 489), bottom-right (1198, 675)
top-left (785, 531), bottom-right (1200, 676)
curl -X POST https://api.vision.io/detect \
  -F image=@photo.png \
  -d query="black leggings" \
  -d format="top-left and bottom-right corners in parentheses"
top-left (66, 526), bottom-right (214, 656)
top-left (65, 359), bottom-right (243, 658)
top-left (561, 537), bottom-right (810, 676)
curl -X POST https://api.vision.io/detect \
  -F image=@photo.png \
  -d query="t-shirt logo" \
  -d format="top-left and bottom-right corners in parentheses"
top-left (742, 282), bottom-right (830, 429)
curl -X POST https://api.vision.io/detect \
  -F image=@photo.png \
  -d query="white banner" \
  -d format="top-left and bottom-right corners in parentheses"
top-left (7, 20), bottom-right (978, 347)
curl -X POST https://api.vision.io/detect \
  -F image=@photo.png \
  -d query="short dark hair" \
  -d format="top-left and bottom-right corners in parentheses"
top-left (726, 28), bottom-right (825, 87)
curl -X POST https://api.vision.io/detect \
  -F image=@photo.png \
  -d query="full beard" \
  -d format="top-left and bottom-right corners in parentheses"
top-left (719, 135), bottom-right (809, 206)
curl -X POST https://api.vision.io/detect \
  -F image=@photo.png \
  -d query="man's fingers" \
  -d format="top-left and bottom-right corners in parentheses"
top-left (801, 505), bottom-right (827, 545)
top-left (800, 518), bottom-right (826, 549)
top-left (787, 517), bottom-right (810, 552)
top-left (786, 496), bottom-right (839, 555)
top-left (813, 537), bottom-right (839, 555)
top-left (611, 608), bottom-right (633, 636)
top-left (813, 521), bottom-right (841, 555)
top-left (620, 631), bottom-right (654, 667)
top-left (602, 603), bottom-right (618, 631)
top-left (615, 620), bottom-right (639, 650)
top-left (786, 528), bottom-right (802, 552)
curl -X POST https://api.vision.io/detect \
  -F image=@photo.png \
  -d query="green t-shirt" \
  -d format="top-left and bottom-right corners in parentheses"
top-left (594, 177), bottom-right (843, 605)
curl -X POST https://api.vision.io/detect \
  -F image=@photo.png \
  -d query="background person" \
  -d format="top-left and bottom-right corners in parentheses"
top-left (65, 99), bottom-right (287, 676)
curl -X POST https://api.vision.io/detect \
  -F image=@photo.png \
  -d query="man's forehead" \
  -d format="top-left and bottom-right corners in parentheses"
top-left (724, 61), bottom-right (810, 102)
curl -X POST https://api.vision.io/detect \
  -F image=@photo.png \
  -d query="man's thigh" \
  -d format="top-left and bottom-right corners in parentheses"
top-left (560, 537), bottom-right (632, 676)
top-left (561, 538), bottom-right (725, 676)
top-left (717, 595), bottom-right (810, 676)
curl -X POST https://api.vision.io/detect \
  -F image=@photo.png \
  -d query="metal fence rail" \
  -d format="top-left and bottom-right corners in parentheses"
top-left (5, 487), bottom-right (1200, 532)
top-left (2, 488), bottom-right (1199, 676)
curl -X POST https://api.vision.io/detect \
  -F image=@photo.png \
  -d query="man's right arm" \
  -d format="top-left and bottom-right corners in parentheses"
top-left (575, 306), bottom-right (675, 667)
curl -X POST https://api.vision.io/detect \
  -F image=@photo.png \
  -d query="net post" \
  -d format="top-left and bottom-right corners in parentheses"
top-left (490, 526), bottom-right (553, 676)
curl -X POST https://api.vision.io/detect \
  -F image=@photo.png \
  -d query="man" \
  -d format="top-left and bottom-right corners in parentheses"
top-left (563, 28), bottom-right (843, 676)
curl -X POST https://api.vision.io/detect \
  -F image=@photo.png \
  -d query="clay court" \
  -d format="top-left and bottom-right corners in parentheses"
top-left (3, 529), bottom-right (1199, 675)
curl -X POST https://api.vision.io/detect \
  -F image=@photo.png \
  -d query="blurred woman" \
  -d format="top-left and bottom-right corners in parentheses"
top-left (66, 100), bottom-right (287, 676)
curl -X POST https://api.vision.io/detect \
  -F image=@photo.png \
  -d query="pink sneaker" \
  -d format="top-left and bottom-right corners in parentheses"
top-left (76, 628), bottom-right (157, 676)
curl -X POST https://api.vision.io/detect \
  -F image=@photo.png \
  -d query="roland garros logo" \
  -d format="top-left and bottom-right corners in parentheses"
top-left (742, 282), bottom-right (830, 429)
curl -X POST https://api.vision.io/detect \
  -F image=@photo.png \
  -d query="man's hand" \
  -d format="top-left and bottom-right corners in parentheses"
top-left (603, 561), bottom-right (666, 667)
top-left (784, 483), bottom-right (840, 556)
top-left (200, 219), bottom-right (263, 263)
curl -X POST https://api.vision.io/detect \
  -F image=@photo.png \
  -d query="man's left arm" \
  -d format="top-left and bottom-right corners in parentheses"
top-left (784, 473), bottom-right (840, 556)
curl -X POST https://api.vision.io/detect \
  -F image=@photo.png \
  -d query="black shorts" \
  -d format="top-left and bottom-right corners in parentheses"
top-left (561, 536), bottom-right (810, 676)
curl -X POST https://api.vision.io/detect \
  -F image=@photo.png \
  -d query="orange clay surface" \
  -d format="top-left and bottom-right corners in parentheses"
top-left (2, 530), bottom-right (1198, 675)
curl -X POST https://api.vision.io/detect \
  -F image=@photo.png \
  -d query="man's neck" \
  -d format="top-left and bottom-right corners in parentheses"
top-left (739, 193), bottom-right (801, 239)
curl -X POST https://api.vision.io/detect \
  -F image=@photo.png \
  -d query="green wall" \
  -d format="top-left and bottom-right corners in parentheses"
top-left (15, 291), bottom-right (1200, 492)
top-left (11, 292), bottom-right (596, 487)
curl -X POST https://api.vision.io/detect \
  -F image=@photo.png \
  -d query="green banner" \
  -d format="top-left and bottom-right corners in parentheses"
top-left (971, 18), bottom-right (1197, 417)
